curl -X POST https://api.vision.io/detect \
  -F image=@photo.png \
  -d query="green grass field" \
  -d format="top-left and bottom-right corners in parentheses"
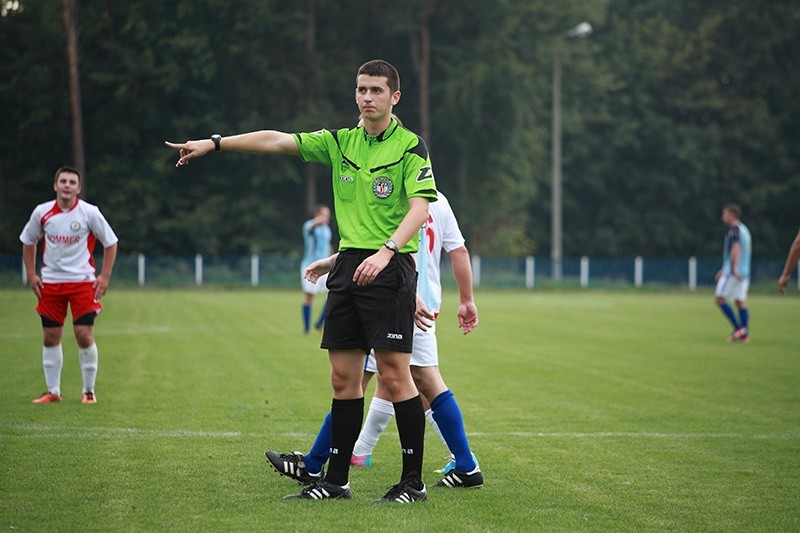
top-left (1, 288), bottom-right (798, 531)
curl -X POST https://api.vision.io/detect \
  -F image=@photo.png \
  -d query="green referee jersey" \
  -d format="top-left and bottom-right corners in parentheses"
top-left (294, 118), bottom-right (437, 253)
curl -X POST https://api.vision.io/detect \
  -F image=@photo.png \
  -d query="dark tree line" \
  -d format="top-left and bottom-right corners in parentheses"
top-left (1, 0), bottom-right (798, 258)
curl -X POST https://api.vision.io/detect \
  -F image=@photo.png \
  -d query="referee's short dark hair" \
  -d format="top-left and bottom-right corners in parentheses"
top-left (357, 59), bottom-right (400, 93)
top-left (54, 165), bottom-right (82, 184)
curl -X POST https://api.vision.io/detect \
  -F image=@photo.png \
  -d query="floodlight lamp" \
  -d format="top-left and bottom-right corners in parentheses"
top-left (567, 22), bottom-right (593, 38)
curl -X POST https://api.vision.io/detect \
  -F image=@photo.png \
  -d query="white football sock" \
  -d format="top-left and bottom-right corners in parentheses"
top-left (352, 397), bottom-right (395, 456)
top-left (426, 408), bottom-right (448, 449)
top-left (42, 344), bottom-right (63, 396)
top-left (78, 343), bottom-right (99, 393)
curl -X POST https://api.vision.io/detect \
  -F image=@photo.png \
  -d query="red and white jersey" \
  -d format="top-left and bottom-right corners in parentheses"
top-left (19, 199), bottom-right (118, 283)
top-left (417, 191), bottom-right (465, 314)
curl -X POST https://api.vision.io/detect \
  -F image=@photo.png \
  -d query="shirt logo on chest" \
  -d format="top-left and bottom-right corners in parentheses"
top-left (70, 221), bottom-right (81, 232)
top-left (372, 176), bottom-right (393, 199)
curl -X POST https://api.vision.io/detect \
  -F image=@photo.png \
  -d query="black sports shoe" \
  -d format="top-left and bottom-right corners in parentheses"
top-left (284, 479), bottom-right (351, 500)
top-left (265, 450), bottom-right (323, 485)
top-left (371, 477), bottom-right (427, 503)
top-left (435, 467), bottom-right (484, 488)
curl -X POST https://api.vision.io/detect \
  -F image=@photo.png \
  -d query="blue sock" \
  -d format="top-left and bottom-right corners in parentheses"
top-left (718, 302), bottom-right (740, 331)
top-left (738, 308), bottom-right (749, 332)
top-left (304, 412), bottom-right (331, 475)
top-left (302, 304), bottom-right (311, 333)
top-left (315, 300), bottom-right (327, 328)
top-left (431, 390), bottom-right (477, 472)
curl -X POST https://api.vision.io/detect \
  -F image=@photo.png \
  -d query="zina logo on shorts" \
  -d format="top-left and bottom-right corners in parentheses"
top-left (386, 332), bottom-right (403, 340)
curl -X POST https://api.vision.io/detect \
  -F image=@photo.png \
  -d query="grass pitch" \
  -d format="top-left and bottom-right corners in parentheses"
top-left (1, 288), bottom-right (798, 531)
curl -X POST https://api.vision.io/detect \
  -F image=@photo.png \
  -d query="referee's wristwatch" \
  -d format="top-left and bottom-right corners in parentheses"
top-left (211, 134), bottom-right (222, 152)
top-left (383, 239), bottom-right (399, 254)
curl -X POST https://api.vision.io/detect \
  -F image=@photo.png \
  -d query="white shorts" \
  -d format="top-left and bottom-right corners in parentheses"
top-left (364, 321), bottom-right (438, 373)
top-left (301, 271), bottom-right (329, 295)
top-left (715, 274), bottom-right (749, 302)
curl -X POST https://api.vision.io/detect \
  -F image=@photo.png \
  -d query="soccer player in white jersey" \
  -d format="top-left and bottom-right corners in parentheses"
top-left (714, 203), bottom-right (752, 343)
top-left (19, 166), bottom-right (119, 404)
top-left (266, 191), bottom-right (483, 488)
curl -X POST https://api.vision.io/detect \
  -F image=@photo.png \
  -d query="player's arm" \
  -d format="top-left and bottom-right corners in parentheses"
top-left (729, 241), bottom-right (742, 280)
top-left (353, 197), bottom-right (430, 286)
top-left (778, 229), bottom-right (800, 294)
top-left (305, 253), bottom-right (339, 283)
top-left (448, 245), bottom-right (479, 334)
top-left (94, 242), bottom-right (118, 300)
top-left (22, 243), bottom-right (43, 299)
top-left (165, 130), bottom-right (299, 167)
top-left (410, 252), bottom-right (435, 331)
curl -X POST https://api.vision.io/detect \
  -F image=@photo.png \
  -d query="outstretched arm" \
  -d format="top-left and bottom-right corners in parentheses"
top-left (448, 245), bottom-right (478, 334)
top-left (778, 229), bottom-right (800, 294)
top-left (165, 130), bottom-right (299, 167)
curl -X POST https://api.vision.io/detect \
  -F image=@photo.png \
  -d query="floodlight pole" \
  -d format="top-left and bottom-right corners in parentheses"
top-left (551, 41), bottom-right (563, 281)
top-left (551, 22), bottom-right (592, 282)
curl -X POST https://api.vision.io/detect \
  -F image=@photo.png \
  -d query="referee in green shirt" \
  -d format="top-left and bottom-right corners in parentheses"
top-left (167, 59), bottom-right (437, 503)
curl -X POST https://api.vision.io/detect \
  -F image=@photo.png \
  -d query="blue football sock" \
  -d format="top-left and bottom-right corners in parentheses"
top-left (718, 302), bottom-right (740, 331)
top-left (431, 390), bottom-right (477, 473)
top-left (302, 304), bottom-right (311, 333)
top-left (315, 300), bottom-right (327, 328)
top-left (304, 412), bottom-right (331, 475)
top-left (738, 308), bottom-right (749, 332)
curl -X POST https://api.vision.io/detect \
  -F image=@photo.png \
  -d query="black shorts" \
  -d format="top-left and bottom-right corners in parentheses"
top-left (321, 249), bottom-right (417, 354)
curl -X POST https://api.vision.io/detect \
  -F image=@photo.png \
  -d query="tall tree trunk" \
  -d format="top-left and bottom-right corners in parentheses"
top-left (409, 0), bottom-right (433, 143)
top-left (0, 165), bottom-right (5, 214)
top-left (62, 0), bottom-right (86, 194)
top-left (303, 0), bottom-right (318, 215)
top-left (458, 144), bottom-right (468, 203)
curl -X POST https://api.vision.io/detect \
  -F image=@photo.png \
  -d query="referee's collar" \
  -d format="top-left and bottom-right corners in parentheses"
top-left (362, 118), bottom-right (399, 144)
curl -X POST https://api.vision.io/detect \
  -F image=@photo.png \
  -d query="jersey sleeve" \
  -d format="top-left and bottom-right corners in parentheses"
top-left (87, 206), bottom-right (119, 247)
top-left (294, 130), bottom-right (335, 166)
top-left (437, 196), bottom-right (466, 253)
top-left (19, 206), bottom-right (45, 246)
top-left (728, 226), bottom-right (741, 244)
top-left (403, 135), bottom-right (438, 202)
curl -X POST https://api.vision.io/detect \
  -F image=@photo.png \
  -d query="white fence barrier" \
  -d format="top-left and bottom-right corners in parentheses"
top-left (15, 254), bottom-right (795, 290)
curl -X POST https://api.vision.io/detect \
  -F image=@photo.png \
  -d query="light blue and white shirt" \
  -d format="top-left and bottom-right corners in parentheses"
top-left (722, 222), bottom-right (752, 280)
top-left (301, 219), bottom-right (332, 270)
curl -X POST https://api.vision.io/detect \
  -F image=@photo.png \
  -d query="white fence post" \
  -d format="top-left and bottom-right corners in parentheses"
top-left (634, 256), bottom-right (643, 288)
top-left (525, 256), bottom-right (535, 289)
top-left (688, 256), bottom-right (697, 292)
top-left (472, 255), bottom-right (481, 288)
top-left (138, 253), bottom-right (146, 287)
top-left (251, 254), bottom-right (259, 287)
top-left (195, 254), bottom-right (203, 286)
top-left (580, 256), bottom-right (589, 288)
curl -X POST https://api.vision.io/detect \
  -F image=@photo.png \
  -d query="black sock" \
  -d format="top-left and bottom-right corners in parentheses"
top-left (324, 397), bottom-right (364, 486)
top-left (394, 395), bottom-right (425, 486)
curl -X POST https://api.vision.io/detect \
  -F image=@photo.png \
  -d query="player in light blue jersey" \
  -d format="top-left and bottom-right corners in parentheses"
top-left (300, 205), bottom-right (332, 334)
top-left (714, 204), bottom-right (752, 343)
